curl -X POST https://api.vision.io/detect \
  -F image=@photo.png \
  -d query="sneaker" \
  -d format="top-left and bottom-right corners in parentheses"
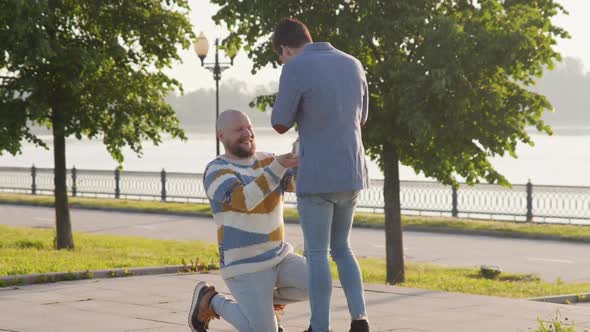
top-left (349, 319), bottom-right (369, 332)
top-left (188, 282), bottom-right (220, 332)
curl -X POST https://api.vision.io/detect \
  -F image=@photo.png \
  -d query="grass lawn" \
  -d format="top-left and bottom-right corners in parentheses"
top-left (352, 258), bottom-right (590, 299)
top-left (0, 225), bottom-right (219, 277)
top-left (2, 225), bottom-right (590, 300)
top-left (2, 193), bottom-right (590, 242)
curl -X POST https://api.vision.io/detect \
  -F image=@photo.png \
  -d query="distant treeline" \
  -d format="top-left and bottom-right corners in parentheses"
top-left (170, 57), bottom-right (590, 131)
top-left (532, 57), bottom-right (590, 126)
top-left (166, 79), bottom-right (277, 131)
top-left (29, 57), bottom-right (590, 136)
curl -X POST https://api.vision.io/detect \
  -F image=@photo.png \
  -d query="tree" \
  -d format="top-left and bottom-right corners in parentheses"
top-left (0, 0), bottom-right (193, 249)
top-left (211, 0), bottom-right (568, 283)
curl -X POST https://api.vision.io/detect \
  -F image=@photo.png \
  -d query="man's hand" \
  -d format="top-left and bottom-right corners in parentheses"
top-left (277, 152), bottom-right (299, 168)
top-left (273, 124), bottom-right (290, 134)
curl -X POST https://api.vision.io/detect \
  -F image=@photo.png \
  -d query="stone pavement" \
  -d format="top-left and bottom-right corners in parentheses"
top-left (0, 273), bottom-right (589, 332)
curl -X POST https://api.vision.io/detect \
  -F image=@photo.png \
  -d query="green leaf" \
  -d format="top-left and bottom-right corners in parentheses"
top-left (211, 0), bottom-right (568, 187)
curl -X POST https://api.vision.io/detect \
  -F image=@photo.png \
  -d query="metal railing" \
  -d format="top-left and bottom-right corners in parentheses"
top-left (1, 166), bottom-right (589, 224)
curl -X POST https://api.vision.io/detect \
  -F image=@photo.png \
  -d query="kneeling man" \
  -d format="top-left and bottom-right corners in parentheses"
top-left (189, 110), bottom-right (308, 332)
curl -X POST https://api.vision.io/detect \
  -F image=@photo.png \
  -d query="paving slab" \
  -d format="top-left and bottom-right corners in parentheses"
top-left (0, 273), bottom-right (588, 332)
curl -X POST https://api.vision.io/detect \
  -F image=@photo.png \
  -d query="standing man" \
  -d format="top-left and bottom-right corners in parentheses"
top-left (188, 109), bottom-right (308, 332)
top-left (271, 18), bottom-right (370, 332)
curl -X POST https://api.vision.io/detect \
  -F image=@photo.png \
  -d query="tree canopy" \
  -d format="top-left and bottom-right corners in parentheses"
top-left (0, 0), bottom-right (194, 249)
top-left (211, 0), bottom-right (568, 283)
top-left (1, 0), bottom-right (193, 161)
top-left (213, 0), bottom-right (568, 186)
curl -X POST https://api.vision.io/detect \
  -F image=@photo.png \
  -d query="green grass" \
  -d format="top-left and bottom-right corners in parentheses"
top-left (532, 310), bottom-right (580, 332)
top-left (344, 258), bottom-right (590, 299)
top-left (533, 318), bottom-right (577, 332)
top-left (2, 193), bottom-right (590, 242)
top-left (398, 216), bottom-right (590, 242)
top-left (0, 225), bottom-right (219, 277)
top-left (0, 193), bottom-right (211, 215)
top-left (2, 225), bottom-right (590, 300)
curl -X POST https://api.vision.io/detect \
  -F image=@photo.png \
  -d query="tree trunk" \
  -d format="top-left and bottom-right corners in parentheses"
top-left (52, 109), bottom-right (74, 249)
top-left (383, 144), bottom-right (404, 284)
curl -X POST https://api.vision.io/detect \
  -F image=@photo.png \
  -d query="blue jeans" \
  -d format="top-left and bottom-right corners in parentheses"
top-left (297, 191), bottom-right (367, 331)
top-left (211, 253), bottom-right (308, 332)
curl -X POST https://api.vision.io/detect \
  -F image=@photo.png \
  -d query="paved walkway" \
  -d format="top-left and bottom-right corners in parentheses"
top-left (1, 273), bottom-right (589, 332)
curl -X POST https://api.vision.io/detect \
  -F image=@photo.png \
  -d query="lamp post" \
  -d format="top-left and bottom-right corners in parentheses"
top-left (193, 32), bottom-right (237, 156)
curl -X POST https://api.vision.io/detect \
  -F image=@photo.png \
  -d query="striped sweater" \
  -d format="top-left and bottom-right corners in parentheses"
top-left (203, 152), bottom-right (296, 279)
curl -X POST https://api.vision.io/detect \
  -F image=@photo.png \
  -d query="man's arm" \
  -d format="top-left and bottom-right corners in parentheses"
top-left (280, 168), bottom-right (296, 193)
top-left (271, 65), bottom-right (302, 134)
top-left (361, 68), bottom-right (369, 128)
top-left (204, 159), bottom-right (288, 212)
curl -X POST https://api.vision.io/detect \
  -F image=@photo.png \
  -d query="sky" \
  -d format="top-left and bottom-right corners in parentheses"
top-left (168, 0), bottom-right (590, 93)
top-left (167, 0), bottom-right (280, 93)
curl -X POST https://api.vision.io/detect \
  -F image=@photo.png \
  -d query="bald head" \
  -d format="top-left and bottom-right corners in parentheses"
top-left (217, 109), bottom-right (256, 159)
top-left (217, 109), bottom-right (249, 133)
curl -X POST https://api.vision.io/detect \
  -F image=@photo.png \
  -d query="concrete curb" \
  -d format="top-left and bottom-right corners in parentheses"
top-left (4, 263), bottom-right (588, 308)
top-left (528, 293), bottom-right (590, 305)
top-left (0, 265), bottom-right (208, 288)
top-left (2, 200), bottom-right (590, 244)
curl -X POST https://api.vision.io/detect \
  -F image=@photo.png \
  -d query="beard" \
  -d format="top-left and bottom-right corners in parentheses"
top-left (226, 138), bottom-right (256, 158)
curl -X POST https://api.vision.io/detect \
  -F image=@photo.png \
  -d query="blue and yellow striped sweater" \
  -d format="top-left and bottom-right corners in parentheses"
top-left (203, 152), bottom-right (296, 279)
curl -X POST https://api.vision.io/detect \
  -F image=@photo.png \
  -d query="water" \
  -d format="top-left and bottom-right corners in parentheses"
top-left (1, 128), bottom-right (589, 187)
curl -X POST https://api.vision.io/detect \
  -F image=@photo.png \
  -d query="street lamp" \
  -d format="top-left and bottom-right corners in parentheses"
top-left (193, 31), bottom-right (237, 156)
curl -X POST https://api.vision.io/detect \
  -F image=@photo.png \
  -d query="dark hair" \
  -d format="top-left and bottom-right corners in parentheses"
top-left (272, 18), bottom-right (313, 54)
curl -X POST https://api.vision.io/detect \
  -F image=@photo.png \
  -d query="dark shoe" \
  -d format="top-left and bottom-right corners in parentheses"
top-left (349, 319), bottom-right (369, 332)
top-left (303, 327), bottom-right (332, 332)
top-left (188, 282), bottom-right (220, 332)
